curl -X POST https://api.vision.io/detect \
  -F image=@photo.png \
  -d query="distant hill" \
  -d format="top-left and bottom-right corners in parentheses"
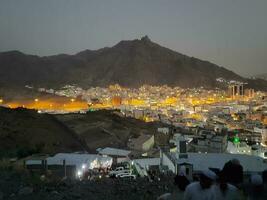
top-left (254, 73), bottom-right (267, 81)
top-left (0, 36), bottom-right (267, 91)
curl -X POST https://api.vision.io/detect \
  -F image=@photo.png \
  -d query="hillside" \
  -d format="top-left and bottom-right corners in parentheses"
top-left (0, 36), bottom-right (266, 90)
top-left (254, 73), bottom-right (267, 81)
top-left (0, 107), bottom-right (85, 158)
top-left (55, 110), bottom-right (164, 151)
top-left (0, 107), bottom-right (166, 158)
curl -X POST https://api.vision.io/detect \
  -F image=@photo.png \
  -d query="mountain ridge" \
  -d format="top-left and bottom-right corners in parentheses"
top-left (0, 36), bottom-right (266, 91)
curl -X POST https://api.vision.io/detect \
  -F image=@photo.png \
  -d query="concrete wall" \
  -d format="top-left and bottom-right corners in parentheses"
top-left (158, 128), bottom-right (169, 134)
top-left (161, 152), bottom-right (176, 173)
top-left (142, 135), bottom-right (155, 151)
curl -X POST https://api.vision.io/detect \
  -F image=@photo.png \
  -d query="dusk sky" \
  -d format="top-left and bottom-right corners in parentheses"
top-left (0, 0), bottom-right (266, 77)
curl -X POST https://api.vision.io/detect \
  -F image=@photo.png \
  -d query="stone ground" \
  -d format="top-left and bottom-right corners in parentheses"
top-left (0, 170), bottom-right (182, 200)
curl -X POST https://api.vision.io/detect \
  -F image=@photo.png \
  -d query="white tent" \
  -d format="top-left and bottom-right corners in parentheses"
top-left (46, 153), bottom-right (112, 170)
top-left (97, 147), bottom-right (131, 157)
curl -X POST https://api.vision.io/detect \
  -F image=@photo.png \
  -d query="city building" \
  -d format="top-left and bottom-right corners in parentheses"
top-left (191, 130), bottom-right (228, 153)
top-left (228, 84), bottom-right (244, 99)
top-left (157, 127), bottom-right (170, 135)
top-left (227, 141), bottom-right (251, 155)
top-left (244, 88), bottom-right (255, 98)
top-left (97, 147), bottom-right (131, 164)
top-left (161, 151), bottom-right (267, 176)
top-left (128, 134), bottom-right (155, 152)
top-left (25, 153), bottom-right (113, 179)
top-left (255, 125), bottom-right (267, 146)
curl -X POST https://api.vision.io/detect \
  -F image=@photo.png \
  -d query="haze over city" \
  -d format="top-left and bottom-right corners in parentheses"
top-left (0, 0), bottom-right (267, 76)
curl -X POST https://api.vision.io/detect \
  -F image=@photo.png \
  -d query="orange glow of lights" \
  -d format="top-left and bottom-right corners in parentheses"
top-left (165, 97), bottom-right (177, 105)
top-left (129, 99), bottom-right (145, 106)
top-left (3, 99), bottom-right (88, 112)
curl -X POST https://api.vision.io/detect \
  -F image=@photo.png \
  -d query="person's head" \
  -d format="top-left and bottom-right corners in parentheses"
top-left (250, 174), bottom-right (263, 186)
top-left (231, 158), bottom-right (240, 165)
top-left (199, 170), bottom-right (216, 189)
top-left (250, 174), bottom-right (264, 192)
top-left (178, 166), bottom-right (186, 176)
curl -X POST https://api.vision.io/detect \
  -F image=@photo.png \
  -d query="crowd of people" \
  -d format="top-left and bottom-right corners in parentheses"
top-left (158, 159), bottom-right (267, 200)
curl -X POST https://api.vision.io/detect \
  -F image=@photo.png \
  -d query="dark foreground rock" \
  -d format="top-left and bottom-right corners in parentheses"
top-left (0, 171), bottom-right (178, 200)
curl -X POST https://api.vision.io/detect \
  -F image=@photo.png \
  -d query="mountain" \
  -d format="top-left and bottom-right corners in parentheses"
top-left (254, 73), bottom-right (267, 81)
top-left (0, 36), bottom-right (267, 91)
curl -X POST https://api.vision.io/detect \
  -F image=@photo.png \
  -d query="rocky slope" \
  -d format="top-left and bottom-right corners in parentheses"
top-left (0, 107), bottom-right (165, 158)
top-left (0, 107), bottom-right (86, 158)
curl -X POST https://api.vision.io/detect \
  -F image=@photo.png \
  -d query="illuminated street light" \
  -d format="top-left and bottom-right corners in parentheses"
top-left (0, 99), bottom-right (3, 103)
top-left (82, 164), bottom-right (86, 170)
top-left (77, 170), bottom-right (82, 177)
top-left (34, 98), bottom-right (39, 102)
top-left (70, 98), bottom-right (75, 102)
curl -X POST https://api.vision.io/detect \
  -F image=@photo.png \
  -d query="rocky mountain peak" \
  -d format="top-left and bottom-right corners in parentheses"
top-left (140, 35), bottom-right (151, 42)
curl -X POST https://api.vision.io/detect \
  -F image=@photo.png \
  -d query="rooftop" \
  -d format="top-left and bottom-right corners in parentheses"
top-left (168, 152), bottom-right (267, 173)
top-left (133, 158), bottom-right (160, 169)
top-left (130, 134), bottom-right (154, 145)
top-left (97, 147), bottom-right (131, 157)
top-left (46, 153), bottom-right (112, 168)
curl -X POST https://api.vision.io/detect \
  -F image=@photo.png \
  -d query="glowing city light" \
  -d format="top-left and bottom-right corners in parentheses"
top-left (82, 164), bottom-right (86, 170)
top-left (233, 136), bottom-right (240, 144)
top-left (77, 170), bottom-right (82, 177)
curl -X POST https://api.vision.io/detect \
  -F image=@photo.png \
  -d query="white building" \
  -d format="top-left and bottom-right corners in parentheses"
top-left (227, 141), bottom-right (251, 155)
top-left (133, 158), bottom-right (160, 169)
top-left (161, 151), bottom-right (267, 176)
top-left (157, 127), bottom-right (170, 135)
top-left (133, 109), bottom-right (144, 119)
top-left (46, 153), bottom-right (112, 171)
top-left (254, 126), bottom-right (267, 146)
top-left (230, 104), bottom-right (249, 113)
top-left (25, 153), bottom-right (113, 179)
top-left (128, 134), bottom-right (155, 152)
top-left (97, 147), bottom-right (131, 164)
top-left (192, 130), bottom-right (228, 153)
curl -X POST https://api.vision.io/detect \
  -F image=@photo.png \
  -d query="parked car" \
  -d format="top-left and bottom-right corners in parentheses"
top-left (109, 167), bottom-right (130, 177)
top-left (115, 172), bottom-right (131, 178)
top-left (119, 174), bottom-right (136, 180)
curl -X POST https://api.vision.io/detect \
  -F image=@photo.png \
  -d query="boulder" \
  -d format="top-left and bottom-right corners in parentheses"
top-left (0, 191), bottom-right (3, 200)
top-left (18, 187), bottom-right (33, 195)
